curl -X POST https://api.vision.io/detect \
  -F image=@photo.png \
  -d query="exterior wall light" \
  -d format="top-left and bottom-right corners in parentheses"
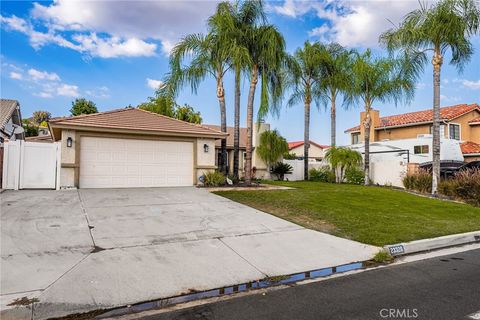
top-left (67, 137), bottom-right (73, 148)
top-left (203, 143), bottom-right (209, 153)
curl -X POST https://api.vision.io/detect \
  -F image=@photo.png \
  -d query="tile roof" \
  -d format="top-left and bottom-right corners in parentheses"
top-left (469, 116), bottom-right (480, 125)
top-left (25, 134), bottom-right (53, 143)
top-left (288, 140), bottom-right (329, 150)
top-left (345, 103), bottom-right (480, 132)
top-left (0, 99), bottom-right (20, 130)
top-left (203, 125), bottom-right (247, 149)
top-left (49, 108), bottom-right (227, 138)
top-left (461, 141), bottom-right (480, 155)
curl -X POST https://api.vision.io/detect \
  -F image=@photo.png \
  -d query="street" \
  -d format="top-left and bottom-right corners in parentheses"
top-left (133, 248), bottom-right (480, 320)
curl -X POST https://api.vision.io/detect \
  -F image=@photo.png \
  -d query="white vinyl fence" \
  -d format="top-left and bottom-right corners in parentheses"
top-left (2, 140), bottom-right (60, 190)
top-left (283, 159), bottom-right (325, 181)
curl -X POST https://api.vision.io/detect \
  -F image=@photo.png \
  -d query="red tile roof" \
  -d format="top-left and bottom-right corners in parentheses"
top-left (49, 108), bottom-right (227, 138)
top-left (345, 103), bottom-right (480, 132)
top-left (469, 116), bottom-right (480, 125)
top-left (461, 141), bottom-right (480, 155)
top-left (288, 140), bottom-right (329, 150)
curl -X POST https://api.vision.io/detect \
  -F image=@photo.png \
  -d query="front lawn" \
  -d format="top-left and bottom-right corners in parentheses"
top-left (214, 181), bottom-right (480, 246)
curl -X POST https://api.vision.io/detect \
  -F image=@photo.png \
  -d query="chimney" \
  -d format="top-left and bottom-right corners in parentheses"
top-left (359, 109), bottom-right (380, 142)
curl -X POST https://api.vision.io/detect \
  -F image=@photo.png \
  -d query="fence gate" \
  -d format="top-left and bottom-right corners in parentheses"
top-left (2, 140), bottom-right (60, 190)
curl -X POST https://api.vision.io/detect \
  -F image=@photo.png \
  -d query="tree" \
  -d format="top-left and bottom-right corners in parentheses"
top-left (380, 0), bottom-right (480, 194)
top-left (243, 24), bottom-right (286, 184)
top-left (70, 98), bottom-right (98, 116)
top-left (138, 91), bottom-right (176, 118)
top-left (318, 43), bottom-right (353, 147)
top-left (209, 0), bottom-right (264, 179)
top-left (325, 147), bottom-right (362, 183)
top-left (22, 119), bottom-right (38, 137)
top-left (256, 130), bottom-right (289, 168)
top-left (32, 110), bottom-right (51, 125)
top-left (175, 104), bottom-right (202, 124)
top-left (345, 50), bottom-right (417, 185)
top-left (285, 41), bottom-right (324, 180)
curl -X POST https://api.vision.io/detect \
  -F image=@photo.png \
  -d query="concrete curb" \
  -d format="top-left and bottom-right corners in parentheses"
top-left (384, 231), bottom-right (480, 256)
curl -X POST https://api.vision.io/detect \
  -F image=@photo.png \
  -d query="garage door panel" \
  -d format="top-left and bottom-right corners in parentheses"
top-left (80, 137), bottom-right (193, 188)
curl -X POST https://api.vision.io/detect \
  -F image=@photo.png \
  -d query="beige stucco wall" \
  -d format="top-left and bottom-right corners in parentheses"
top-left (290, 144), bottom-right (325, 159)
top-left (58, 129), bottom-right (217, 188)
top-left (252, 123), bottom-right (271, 179)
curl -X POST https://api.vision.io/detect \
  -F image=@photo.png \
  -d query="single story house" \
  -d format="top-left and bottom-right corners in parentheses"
top-left (48, 108), bottom-right (227, 189)
top-left (287, 140), bottom-right (329, 161)
top-left (0, 99), bottom-right (24, 142)
top-left (345, 103), bottom-right (480, 162)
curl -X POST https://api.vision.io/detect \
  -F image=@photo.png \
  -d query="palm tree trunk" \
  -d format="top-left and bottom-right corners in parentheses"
top-left (245, 66), bottom-right (258, 185)
top-left (431, 51), bottom-right (443, 194)
top-left (330, 93), bottom-right (336, 147)
top-left (304, 99), bottom-right (311, 180)
top-left (233, 66), bottom-right (241, 179)
top-left (217, 76), bottom-right (227, 175)
top-left (363, 109), bottom-right (371, 185)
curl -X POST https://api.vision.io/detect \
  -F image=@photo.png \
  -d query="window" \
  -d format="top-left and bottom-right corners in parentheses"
top-left (429, 124), bottom-right (445, 137)
top-left (414, 145), bottom-right (429, 154)
top-left (352, 133), bottom-right (360, 144)
top-left (449, 124), bottom-right (460, 140)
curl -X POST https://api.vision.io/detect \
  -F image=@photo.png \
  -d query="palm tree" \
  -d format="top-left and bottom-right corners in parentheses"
top-left (243, 24), bottom-right (286, 184)
top-left (209, 0), bottom-right (265, 179)
top-left (318, 43), bottom-right (353, 147)
top-left (325, 147), bottom-right (363, 183)
top-left (345, 50), bottom-right (417, 185)
top-left (169, 22), bottom-right (231, 174)
top-left (256, 129), bottom-right (289, 170)
top-left (380, 0), bottom-right (480, 194)
top-left (285, 41), bottom-right (324, 180)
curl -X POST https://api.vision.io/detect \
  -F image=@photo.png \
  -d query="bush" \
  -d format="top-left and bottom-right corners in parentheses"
top-left (271, 162), bottom-right (293, 181)
top-left (283, 152), bottom-right (297, 160)
top-left (402, 169), bottom-right (432, 193)
top-left (438, 169), bottom-right (480, 206)
top-left (309, 166), bottom-right (335, 183)
top-left (345, 167), bottom-right (365, 185)
top-left (202, 171), bottom-right (225, 187)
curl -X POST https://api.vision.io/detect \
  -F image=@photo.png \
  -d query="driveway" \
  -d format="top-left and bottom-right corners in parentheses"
top-left (1, 188), bottom-right (378, 319)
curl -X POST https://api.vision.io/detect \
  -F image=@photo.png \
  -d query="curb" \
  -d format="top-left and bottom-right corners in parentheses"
top-left (384, 231), bottom-right (480, 256)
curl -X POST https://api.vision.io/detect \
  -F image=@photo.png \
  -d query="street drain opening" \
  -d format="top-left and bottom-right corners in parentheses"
top-left (97, 261), bottom-right (364, 319)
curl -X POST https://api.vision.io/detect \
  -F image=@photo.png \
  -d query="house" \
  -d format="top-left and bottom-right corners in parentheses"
top-left (48, 108), bottom-right (227, 189)
top-left (345, 103), bottom-right (480, 162)
top-left (0, 99), bottom-right (24, 142)
top-left (203, 123), bottom-right (271, 179)
top-left (287, 140), bottom-right (329, 161)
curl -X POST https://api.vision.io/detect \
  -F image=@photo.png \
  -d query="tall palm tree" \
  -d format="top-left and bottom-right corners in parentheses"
top-left (209, 0), bottom-right (265, 179)
top-left (345, 50), bottom-right (417, 185)
top-left (169, 26), bottom-right (231, 174)
top-left (243, 24), bottom-right (286, 184)
top-left (285, 41), bottom-right (324, 180)
top-left (380, 0), bottom-right (480, 194)
top-left (318, 43), bottom-right (354, 147)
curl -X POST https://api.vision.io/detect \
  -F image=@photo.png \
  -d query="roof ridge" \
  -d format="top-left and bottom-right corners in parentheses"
top-left (135, 108), bottom-right (226, 135)
top-left (49, 108), bottom-right (130, 123)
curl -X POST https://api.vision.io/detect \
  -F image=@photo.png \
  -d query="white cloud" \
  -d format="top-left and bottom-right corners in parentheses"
top-left (56, 84), bottom-right (79, 97)
top-left (460, 80), bottom-right (480, 90)
top-left (0, 1), bottom-right (218, 58)
top-left (271, 0), bottom-right (426, 48)
top-left (146, 78), bottom-right (164, 90)
top-left (86, 86), bottom-right (110, 98)
top-left (9, 72), bottom-right (23, 80)
top-left (28, 68), bottom-right (60, 81)
top-left (34, 92), bottom-right (53, 98)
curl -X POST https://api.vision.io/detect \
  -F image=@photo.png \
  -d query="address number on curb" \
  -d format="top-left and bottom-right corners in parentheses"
top-left (388, 245), bottom-right (405, 256)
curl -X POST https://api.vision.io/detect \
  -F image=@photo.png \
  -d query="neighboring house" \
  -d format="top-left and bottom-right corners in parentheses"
top-left (287, 140), bottom-right (329, 161)
top-left (0, 99), bottom-right (24, 142)
top-left (203, 123), bottom-right (271, 179)
top-left (345, 103), bottom-right (480, 162)
top-left (48, 108), bottom-right (227, 189)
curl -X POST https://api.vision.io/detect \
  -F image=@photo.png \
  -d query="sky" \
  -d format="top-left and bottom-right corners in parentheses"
top-left (1, 0), bottom-right (479, 146)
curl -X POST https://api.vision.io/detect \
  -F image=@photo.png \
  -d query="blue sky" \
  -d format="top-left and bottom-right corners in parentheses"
top-left (1, 0), bottom-right (479, 145)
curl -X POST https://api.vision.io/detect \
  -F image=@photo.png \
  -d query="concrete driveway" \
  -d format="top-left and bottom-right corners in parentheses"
top-left (1, 188), bottom-right (378, 319)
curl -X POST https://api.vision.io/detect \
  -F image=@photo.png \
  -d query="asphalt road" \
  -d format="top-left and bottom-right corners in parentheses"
top-left (136, 248), bottom-right (480, 320)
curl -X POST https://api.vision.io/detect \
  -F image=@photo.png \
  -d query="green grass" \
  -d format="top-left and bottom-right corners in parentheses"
top-left (214, 181), bottom-right (480, 246)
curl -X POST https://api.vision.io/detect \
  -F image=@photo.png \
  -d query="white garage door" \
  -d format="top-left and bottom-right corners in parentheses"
top-left (79, 137), bottom-right (194, 188)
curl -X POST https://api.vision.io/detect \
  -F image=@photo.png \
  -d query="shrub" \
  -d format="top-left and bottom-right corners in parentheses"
top-left (270, 162), bottom-right (293, 181)
top-left (438, 168), bottom-right (480, 206)
top-left (309, 166), bottom-right (335, 183)
top-left (283, 152), bottom-right (297, 160)
top-left (345, 167), bottom-right (365, 185)
top-left (402, 169), bottom-right (432, 193)
top-left (202, 171), bottom-right (225, 187)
